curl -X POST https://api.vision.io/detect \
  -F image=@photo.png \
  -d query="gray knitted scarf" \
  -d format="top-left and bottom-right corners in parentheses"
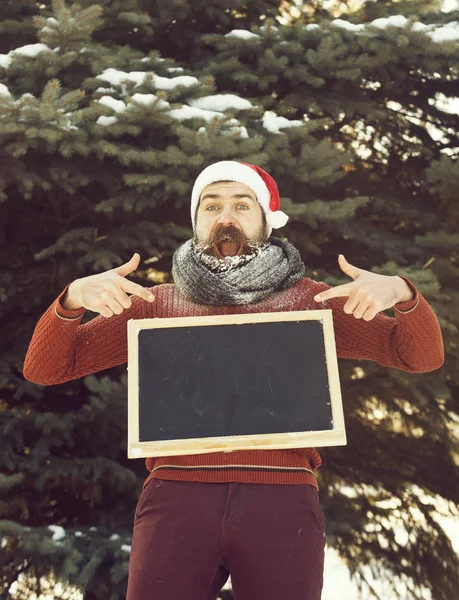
top-left (172, 236), bottom-right (306, 305)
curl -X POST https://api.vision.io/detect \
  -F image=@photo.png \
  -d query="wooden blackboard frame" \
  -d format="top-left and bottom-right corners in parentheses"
top-left (127, 310), bottom-right (346, 459)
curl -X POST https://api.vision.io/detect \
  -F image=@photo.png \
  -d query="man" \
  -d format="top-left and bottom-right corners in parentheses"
top-left (23, 161), bottom-right (444, 600)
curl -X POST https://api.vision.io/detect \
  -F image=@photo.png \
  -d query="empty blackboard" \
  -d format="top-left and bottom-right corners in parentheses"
top-left (127, 310), bottom-right (346, 459)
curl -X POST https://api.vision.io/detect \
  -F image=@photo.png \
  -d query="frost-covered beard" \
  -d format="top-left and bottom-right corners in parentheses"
top-left (194, 240), bottom-right (269, 272)
top-left (194, 223), bottom-right (268, 273)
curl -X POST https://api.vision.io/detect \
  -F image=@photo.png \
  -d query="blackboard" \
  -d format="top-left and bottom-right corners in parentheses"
top-left (127, 310), bottom-right (346, 459)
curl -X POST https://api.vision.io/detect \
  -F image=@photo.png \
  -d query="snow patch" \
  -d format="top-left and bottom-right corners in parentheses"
top-left (189, 94), bottom-right (253, 112)
top-left (96, 68), bottom-right (198, 91)
top-left (153, 74), bottom-right (199, 90)
top-left (96, 96), bottom-right (126, 113)
top-left (48, 525), bottom-right (66, 541)
top-left (263, 111), bottom-right (303, 134)
top-left (167, 105), bottom-right (248, 137)
top-left (10, 43), bottom-right (52, 58)
top-left (95, 86), bottom-right (118, 94)
top-left (0, 43), bottom-right (53, 69)
top-left (315, 16), bottom-right (459, 43)
top-left (411, 22), bottom-right (435, 32)
top-left (330, 20), bottom-right (364, 32)
top-left (430, 22), bottom-right (459, 42)
top-left (96, 68), bottom-right (150, 88)
top-left (371, 15), bottom-right (409, 28)
top-left (169, 105), bottom-right (224, 122)
top-left (96, 115), bottom-right (118, 126)
top-left (225, 30), bottom-right (260, 40)
top-left (366, 16), bottom-right (459, 42)
top-left (129, 92), bottom-right (170, 109)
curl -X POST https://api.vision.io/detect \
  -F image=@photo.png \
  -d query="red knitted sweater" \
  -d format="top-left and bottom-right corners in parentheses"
top-left (23, 275), bottom-right (444, 491)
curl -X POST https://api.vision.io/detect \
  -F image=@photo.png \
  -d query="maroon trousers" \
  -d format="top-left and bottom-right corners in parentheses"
top-left (127, 479), bottom-right (326, 600)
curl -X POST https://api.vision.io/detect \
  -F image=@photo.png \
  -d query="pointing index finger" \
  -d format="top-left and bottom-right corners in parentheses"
top-left (314, 284), bottom-right (352, 302)
top-left (121, 279), bottom-right (155, 302)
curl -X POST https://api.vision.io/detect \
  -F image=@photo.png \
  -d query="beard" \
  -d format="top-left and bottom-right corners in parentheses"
top-left (193, 223), bottom-right (269, 272)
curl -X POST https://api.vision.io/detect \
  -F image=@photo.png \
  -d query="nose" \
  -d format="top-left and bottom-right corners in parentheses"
top-left (217, 210), bottom-right (235, 225)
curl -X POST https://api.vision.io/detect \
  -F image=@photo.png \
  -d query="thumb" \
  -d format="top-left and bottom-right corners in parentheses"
top-left (113, 253), bottom-right (140, 277)
top-left (339, 254), bottom-right (360, 279)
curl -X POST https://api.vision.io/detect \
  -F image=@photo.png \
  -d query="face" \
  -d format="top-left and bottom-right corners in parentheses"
top-left (194, 181), bottom-right (268, 258)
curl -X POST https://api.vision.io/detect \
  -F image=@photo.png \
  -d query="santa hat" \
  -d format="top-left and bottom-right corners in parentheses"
top-left (190, 161), bottom-right (289, 235)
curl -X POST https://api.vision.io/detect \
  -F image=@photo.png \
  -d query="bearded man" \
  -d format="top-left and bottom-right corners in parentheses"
top-left (23, 161), bottom-right (444, 600)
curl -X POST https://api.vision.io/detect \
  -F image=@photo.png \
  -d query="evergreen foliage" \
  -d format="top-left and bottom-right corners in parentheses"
top-left (1, 0), bottom-right (457, 598)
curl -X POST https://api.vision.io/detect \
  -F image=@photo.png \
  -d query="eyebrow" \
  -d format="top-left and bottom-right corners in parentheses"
top-left (200, 193), bottom-right (256, 202)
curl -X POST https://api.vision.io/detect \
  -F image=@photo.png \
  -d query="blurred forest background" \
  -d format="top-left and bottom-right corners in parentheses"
top-left (1, 0), bottom-right (458, 598)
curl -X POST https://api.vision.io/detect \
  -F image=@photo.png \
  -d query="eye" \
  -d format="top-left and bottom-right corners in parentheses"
top-left (205, 205), bottom-right (219, 211)
top-left (237, 204), bottom-right (249, 210)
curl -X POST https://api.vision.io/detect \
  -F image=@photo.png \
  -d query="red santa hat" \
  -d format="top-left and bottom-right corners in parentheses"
top-left (190, 161), bottom-right (289, 235)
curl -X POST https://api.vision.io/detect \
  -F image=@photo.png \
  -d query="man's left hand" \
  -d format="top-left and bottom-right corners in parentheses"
top-left (313, 255), bottom-right (414, 321)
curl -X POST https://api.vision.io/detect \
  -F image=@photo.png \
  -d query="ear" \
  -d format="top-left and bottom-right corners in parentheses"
top-left (260, 210), bottom-right (270, 238)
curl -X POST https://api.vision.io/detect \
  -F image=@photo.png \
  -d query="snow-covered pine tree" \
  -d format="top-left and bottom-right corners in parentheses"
top-left (1, 0), bottom-right (457, 598)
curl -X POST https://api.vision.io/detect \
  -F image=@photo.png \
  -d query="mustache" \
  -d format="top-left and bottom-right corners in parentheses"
top-left (194, 223), bottom-right (268, 259)
top-left (208, 224), bottom-right (246, 246)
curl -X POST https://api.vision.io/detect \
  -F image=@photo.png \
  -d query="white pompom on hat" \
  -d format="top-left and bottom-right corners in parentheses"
top-left (191, 160), bottom-right (289, 235)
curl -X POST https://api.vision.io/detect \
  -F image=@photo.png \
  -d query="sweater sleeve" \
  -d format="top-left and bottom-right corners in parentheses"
top-left (310, 275), bottom-right (444, 373)
top-left (23, 283), bottom-right (155, 385)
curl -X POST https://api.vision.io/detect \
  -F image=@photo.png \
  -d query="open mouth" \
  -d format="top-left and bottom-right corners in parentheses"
top-left (215, 238), bottom-right (241, 258)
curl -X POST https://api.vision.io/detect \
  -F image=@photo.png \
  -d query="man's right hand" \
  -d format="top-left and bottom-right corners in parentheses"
top-left (61, 253), bottom-right (155, 318)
